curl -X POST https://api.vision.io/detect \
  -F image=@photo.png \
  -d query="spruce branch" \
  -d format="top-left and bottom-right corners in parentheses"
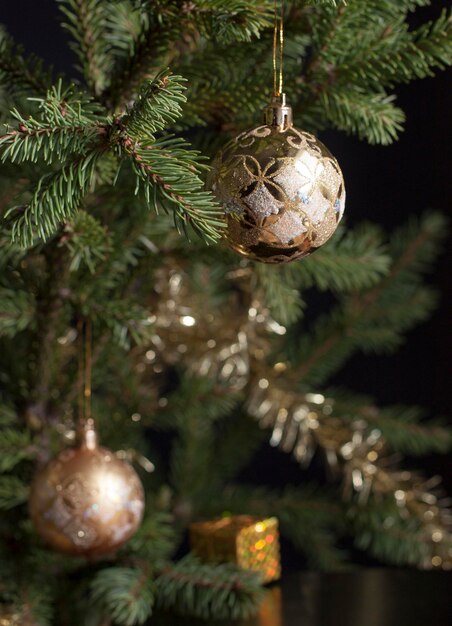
top-left (123, 511), bottom-right (178, 562)
top-left (320, 87), bottom-right (406, 145)
top-left (331, 392), bottom-right (452, 457)
top-left (333, 9), bottom-right (452, 92)
top-left (90, 300), bottom-right (154, 349)
top-left (290, 213), bottom-right (447, 387)
top-left (0, 29), bottom-right (53, 97)
top-left (0, 475), bottom-right (29, 510)
top-left (0, 81), bottom-right (108, 165)
top-left (107, 14), bottom-right (179, 110)
top-left (299, 2), bottom-right (451, 143)
top-left (155, 555), bottom-right (263, 621)
top-left (0, 427), bottom-right (33, 472)
top-left (58, 0), bottom-right (112, 95)
top-left (350, 498), bottom-right (452, 568)
top-left (254, 224), bottom-right (390, 325)
top-left (63, 210), bottom-right (113, 273)
top-left (176, 0), bottom-right (273, 43)
top-left (91, 567), bottom-right (155, 626)
top-left (120, 71), bottom-right (186, 139)
top-left (107, 0), bottom-right (272, 110)
top-left (0, 288), bottom-right (34, 337)
top-left (116, 73), bottom-right (224, 242)
top-left (5, 149), bottom-right (104, 248)
top-left (300, 224), bottom-right (391, 290)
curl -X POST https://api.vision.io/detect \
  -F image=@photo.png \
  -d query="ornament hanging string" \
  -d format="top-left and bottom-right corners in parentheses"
top-left (273, 0), bottom-right (284, 96)
top-left (77, 317), bottom-right (94, 429)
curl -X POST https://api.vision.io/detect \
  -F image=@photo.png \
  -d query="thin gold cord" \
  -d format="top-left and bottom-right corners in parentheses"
top-left (273, 0), bottom-right (284, 96)
top-left (77, 317), bottom-right (84, 421)
top-left (77, 317), bottom-right (92, 421)
top-left (279, 0), bottom-right (284, 95)
top-left (84, 319), bottom-right (92, 421)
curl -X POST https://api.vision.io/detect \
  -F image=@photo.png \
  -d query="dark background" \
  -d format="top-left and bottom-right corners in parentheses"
top-left (1, 1), bottom-right (451, 500)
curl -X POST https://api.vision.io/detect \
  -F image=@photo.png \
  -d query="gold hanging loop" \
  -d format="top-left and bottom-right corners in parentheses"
top-left (77, 317), bottom-right (97, 448)
top-left (273, 0), bottom-right (284, 97)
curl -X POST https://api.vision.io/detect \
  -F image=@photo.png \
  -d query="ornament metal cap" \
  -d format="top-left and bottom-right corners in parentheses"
top-left (263, 93), bottom-right (293, 130)
top-left (78, 417), bottom-right (98, 450)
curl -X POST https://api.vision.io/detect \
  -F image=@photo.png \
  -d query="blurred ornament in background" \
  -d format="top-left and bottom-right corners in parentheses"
top-left (30, 320), bottom-right (145, 556)
top-left (0, 608), bottom-right (21, 626)
top-left (209, 93), bottom-right (345, 264)
top-left (190, 515), bottom-right (281, 583)
top-left (29, 418), bottom-right (144, 556)
top-left (146, 266), bottom-right (251, 390)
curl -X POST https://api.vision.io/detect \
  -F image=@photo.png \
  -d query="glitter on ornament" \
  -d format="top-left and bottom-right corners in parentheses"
top-left (209, 94), bottom-right (345, 263)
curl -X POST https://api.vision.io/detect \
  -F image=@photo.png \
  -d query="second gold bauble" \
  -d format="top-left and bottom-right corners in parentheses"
top-left (29, 423), bottom-right (144, 556)
top-left (209, 95), bottom-right (345, 264)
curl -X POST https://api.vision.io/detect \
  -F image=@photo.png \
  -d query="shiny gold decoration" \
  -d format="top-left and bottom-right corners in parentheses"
top-left (144, 266), bottom-right (284, 390)
top-left (209, 94), bottom-right (345, 264)
top-left (29, 419), bottom-right (144, 556)
top-left (0, 609), bottom-right (21, 626)
top-left (148, 266), bottom-right (250, 389)
top-left (190, 515), bottom-right (281, 583)
top-left (247, 371), bottom-right (452, 569)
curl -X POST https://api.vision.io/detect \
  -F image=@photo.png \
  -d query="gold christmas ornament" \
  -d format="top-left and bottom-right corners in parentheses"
top-left (210, 94), bottom-right (345, 264)
top-left (0, 608), bottom-right (21, 626)
top-left (209, 3), bottom-right (345, 263)
top-left (190, 515), bottom-right (281, 583)
top-left (29, 320), bottom-right (145, 556)
top-left (29, 418), bottom-right (145, 556)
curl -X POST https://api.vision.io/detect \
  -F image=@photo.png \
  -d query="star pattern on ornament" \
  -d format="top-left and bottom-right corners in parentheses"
top-left (240, 155), bottom-right (288, 203)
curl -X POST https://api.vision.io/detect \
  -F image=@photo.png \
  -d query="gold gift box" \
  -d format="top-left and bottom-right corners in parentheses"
top-left (190, 515), bottom-right (281, 583)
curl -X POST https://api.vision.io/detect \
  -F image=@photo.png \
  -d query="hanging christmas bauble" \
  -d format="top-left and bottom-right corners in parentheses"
top-left (29, 420), bottom-right (144, 556)
top-left (0, 608), bottom-right (21, 626)
top-left (209, 94), bottom-right (345, 264)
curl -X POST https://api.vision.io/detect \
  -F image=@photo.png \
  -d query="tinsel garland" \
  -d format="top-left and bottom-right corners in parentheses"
top-left (135, 264), bottom-right (452, 570)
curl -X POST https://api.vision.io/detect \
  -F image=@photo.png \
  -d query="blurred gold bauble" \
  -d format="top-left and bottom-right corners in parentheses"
top-left (29, 420), bottom-right (144, 556)
top-left (209, 94), bottom-right (345, 264)
top-left (0, 608), bottom-right (21, 626)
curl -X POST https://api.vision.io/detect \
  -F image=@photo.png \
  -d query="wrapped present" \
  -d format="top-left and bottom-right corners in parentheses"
top-left (190, 515), bottom-right (281, 583)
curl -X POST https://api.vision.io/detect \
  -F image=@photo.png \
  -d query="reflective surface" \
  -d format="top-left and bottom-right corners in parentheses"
top-left (210, 124), bottom-right (345, 263)
top-left (149, 569), bottom-right (452, 626)
top-left (29, 443), bottom-right (144, 556)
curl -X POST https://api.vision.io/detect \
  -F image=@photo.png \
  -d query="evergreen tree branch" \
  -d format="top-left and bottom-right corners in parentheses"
top-left (0, 427), bottom-right (33, 471)
top-left (331, 394), bottom-right (452, 456)
top-left (290, 213), bottom-right (447, 387)
top-left (0, 81), bottom-right (108, 165)
top-left (106, 14), bottom-right (179, 110)
top-left (0, 288), bottom-right (34, 337)
top-left (91, 567), bottom-right (155, 626)
top-left (116, 73), bottom-right (225, 242)
top-left (320, 87), bottom-right (406, 145)
top-left (62, 210), bottom-right (113, 273)
top-left (5, 149), bottom-right (104, 248)
top-left (155, 555), bottom-right (263, 621)
top-left (58, 0), bottom-right (113, 95)
top-left (254, 224), bottom-right (390, 324)
top-left (0, 475), bottom-right (29, 509)
top-left (0, 29), bottom-right (53, 97)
